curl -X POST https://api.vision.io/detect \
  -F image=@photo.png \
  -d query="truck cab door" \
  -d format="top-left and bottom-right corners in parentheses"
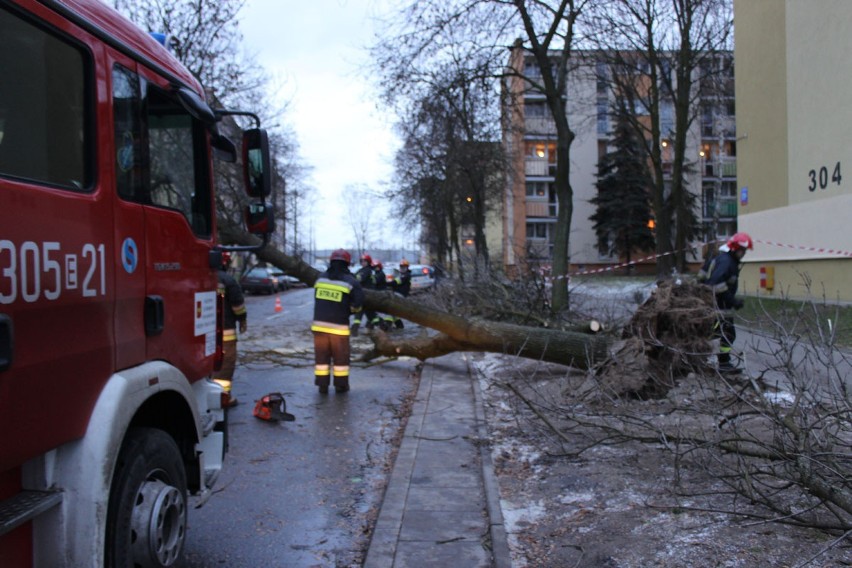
top-left (110, 59), bottom-right (148, 369)
top-left (138, 71), bottom-right (217, 380)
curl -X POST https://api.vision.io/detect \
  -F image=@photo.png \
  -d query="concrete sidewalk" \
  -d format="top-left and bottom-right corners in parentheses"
top-left (364, 353), bottom-right (512, 568)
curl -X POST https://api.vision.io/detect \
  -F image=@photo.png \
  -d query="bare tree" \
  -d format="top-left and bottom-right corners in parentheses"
top-left (371, 0), bottom-right (595, 310)
top-left (590, 0), bottom-right (734, 275)
top-left (118, 0), bottom-right (313, 253)
top-left (482, 279), bottom-right (852, 563)
top-left (342, 183), bottom-right (379, 255)
top-left (388, 81), bottom-right (503, 277)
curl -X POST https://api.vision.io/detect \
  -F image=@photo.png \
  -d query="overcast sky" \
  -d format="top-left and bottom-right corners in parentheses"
top-left (239, 0), bottom-right (405, 252)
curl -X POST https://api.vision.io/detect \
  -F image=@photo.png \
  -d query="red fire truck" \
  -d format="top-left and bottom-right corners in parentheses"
top-left (0, 0), bottom-right (275, 565)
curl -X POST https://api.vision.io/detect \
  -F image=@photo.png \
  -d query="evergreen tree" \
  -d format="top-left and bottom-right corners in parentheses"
top-left (590, 98), bottom-right (655, 270)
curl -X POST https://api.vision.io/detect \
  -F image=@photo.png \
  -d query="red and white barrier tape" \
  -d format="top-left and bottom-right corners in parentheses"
top-left (754, 239), bottom-right (852, 258)
top-left (538, 238), bottom-right (851, 282)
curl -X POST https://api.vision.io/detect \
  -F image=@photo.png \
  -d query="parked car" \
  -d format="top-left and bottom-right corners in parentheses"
top-left (408, 264), bottom-right (435, 292)
top-left (383, 263), bottom-right (399, 285)
top-left (281, 273), bottom-right (306, 288)
top-left (268, 268), bottom-right (291, 291)
top-left (240, 266), bottom-right (280, 294)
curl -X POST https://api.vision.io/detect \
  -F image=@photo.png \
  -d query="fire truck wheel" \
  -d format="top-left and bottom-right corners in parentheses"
top-left (106, 427), bottom-right (188, 568)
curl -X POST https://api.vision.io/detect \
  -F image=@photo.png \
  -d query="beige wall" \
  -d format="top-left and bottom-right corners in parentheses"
top-left (734, 0), bottom-right (789, 213)
top-left (735, 0), bottom-right (852, 302)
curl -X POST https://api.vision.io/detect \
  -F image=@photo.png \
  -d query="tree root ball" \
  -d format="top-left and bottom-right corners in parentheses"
top-left (595, 279), bottom-right (718, 398)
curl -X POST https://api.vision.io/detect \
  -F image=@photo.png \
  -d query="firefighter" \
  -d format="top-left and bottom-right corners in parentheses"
top-left (388, 259), bottom-right (412, 329)
top-left (372, 260), bottom-right (390, 330)
top-left (702, 232), bottom-right (753, 374)
top-left (214, 251), bottom-right (247, 408)
top-left (312, 249), bottom-right (364, 393)
top-left (351, 253), bottom-right (376, 336)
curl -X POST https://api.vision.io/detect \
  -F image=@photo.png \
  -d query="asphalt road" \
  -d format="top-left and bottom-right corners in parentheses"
top-left (183, 287), bottom-right (419, 567)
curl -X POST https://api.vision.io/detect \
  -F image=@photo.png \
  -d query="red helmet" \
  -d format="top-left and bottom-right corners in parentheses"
top-left (360, 253), bottom-right (372, 264)
top-left (726, 232), bottom-right (753, 251)
top-left (374, 260), bottom-right (383, 270)
top-left (400, 259), bottom-right (410, 267)
top-left (330, 249), bottom-right (351, 264)
top-left (220, 251), bottom-right (232, 269)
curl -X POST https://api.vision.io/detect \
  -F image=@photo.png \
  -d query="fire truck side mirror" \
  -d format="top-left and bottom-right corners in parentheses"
top-left (244, 202), bottom-right (275, 235)
top-left (242, 128), bottom-right (271, 198)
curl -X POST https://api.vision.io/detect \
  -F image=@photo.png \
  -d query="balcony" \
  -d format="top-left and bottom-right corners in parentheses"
top-left (525, 116), bottom-right (557, 136)
top-left (701, 116), bottom-right (736, 138)
top-left (703, 196), bottom-right (738, 219)
top-left (525, 158), bottom-right (555, 177)
top-left (702, 156), bottom-right (737, 178)
top-left (525, 200), bottom-right (558, 218)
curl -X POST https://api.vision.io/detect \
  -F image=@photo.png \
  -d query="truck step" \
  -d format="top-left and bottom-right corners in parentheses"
top-left (0, 490), bottom-right (63, 536)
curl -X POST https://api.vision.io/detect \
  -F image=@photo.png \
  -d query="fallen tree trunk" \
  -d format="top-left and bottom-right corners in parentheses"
top-left (362, 291), bottom-right (609, 369)
top-left (218, 226), bottom-right (609, 369)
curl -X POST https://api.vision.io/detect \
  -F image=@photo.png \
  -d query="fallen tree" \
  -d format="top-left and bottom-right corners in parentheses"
top-left (220, 227), bottom-right (722, 388)
top-left (219, 227), bottom-right (609, 369)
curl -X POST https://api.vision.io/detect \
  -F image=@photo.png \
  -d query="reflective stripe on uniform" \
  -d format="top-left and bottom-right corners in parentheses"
top-left (223, 329), bottom-right (237, 341)
top-left (314, 279), bottom-right (352, 303)
top-left (213, 378), bottom-right (232, 393)
top-left (233, 304), bottom-right (247, 316)
top-left (315, 364), bottom-right (330, 376)
top-left (311, 322), bottom-right (351, 336)
top-left (332, 366), bottom-right (350, 377)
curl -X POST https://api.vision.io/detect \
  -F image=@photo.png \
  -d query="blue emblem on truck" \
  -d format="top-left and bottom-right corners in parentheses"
top-left (121, 238), bottom-right (138, 274)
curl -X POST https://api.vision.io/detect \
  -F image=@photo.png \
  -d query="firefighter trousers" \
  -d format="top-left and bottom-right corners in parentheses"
top-left (313, 331), bottom-right (351, 390)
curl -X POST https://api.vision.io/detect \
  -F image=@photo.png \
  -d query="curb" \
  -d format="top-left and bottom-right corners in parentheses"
top-left (465, 353), bottom-right (513, 568)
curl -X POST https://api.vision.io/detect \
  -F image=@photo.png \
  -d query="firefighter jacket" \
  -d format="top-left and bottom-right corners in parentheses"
top-left (373, 268), bottom-right (388, 291)
top-left (702, 250), bottom-right (741, 310)
top-left (355, 265), bottom-right (376, 289)
top-left (312, 266), bottom-right (364, 336)
top-left (218, 270), bottom-right (247, 341)
top-left (391, 269), bottom-right (411, 297)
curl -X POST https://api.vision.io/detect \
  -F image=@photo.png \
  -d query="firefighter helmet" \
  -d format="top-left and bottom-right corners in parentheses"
top-left (252, 392), bottom-right (295, 422)
top-left (360, 253), bottom-right (372, 264)
top-left (374, 261), bottom-right (383, 270)
top-left (330, 249), bottom-right (351, 264)
top-left (726, 232), bottom-right (753, 251)
top-left (399, 259), bottom-right (410, 267)
top-left (220, 251), bottom-right (232, 269)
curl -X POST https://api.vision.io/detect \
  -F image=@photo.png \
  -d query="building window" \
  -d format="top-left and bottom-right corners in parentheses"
top-left (525, 221), bottom-right (554, 259)
top-left (597, 98), bottom-right (609, 135)
top-left (526, 222), bottom-right (549, 239)
top-left (596, 62), bottom-right (608, 93)
top-left (525, 141), bottom-right (556, 162)
top-left (526, 181), bottom-right (549, 198)
top-left (525, 101), bottom-right (548, 117)
top-left (660, 101), bottom-right (674, 136)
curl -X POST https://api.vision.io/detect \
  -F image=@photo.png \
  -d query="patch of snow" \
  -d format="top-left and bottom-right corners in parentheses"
top-left (501, 498), bottom-right (547, 530)
top-left (603, 489), bottom-right (645, 512)
top-left (500, 499), bottom-right (548, 568)
top-left (491, 439), bottom-right (542, 467)
top-left (559, 491), bottom-right (595, 505)
top-left (763, 390), bottom-right (796, 406)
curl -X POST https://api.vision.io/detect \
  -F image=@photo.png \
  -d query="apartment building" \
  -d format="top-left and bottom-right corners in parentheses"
top-left (734, 0), bottom-right (851, 302)
top-left (499, 46), bottom-right (737, 275)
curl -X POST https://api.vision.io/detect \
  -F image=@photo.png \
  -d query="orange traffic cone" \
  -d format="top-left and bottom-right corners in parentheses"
top-left (274, 295), bottom-right (283, 313)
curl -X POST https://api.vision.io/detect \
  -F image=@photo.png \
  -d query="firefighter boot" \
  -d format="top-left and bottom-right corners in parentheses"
top-left (334, 376), bottom-right (350, 393)
top-left (717, 353), bottom-right (741, 375)
top-left (394, 319), bottom-right (404, 330)
top-left (315, 376), bottom-right (330, 394)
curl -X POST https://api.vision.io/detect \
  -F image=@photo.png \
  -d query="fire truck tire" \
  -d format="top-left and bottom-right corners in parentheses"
top-left (106, 427), bottom-right (188, 568)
